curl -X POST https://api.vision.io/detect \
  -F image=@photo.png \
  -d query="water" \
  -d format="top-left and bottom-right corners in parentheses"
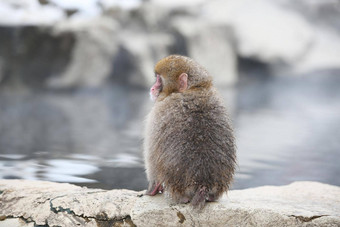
top-left (235, 71), bottom-right (340, 188)
top-left (1, 72), bottom-right (340, 190)
top-left (0, 85), bottom-right (150, 190)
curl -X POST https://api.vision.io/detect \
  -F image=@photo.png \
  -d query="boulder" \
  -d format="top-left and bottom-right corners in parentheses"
top-left (0, 25), bottom-right (75, 88)
top-left (283, 0), bottom-right (340, 74)
top-left (0, 17), bottom-right (119, 89)
top-left (48, 16), bottom-right (119, 88)
top-left (1, 180), bottom-right (339, 226)
top-left (171, 17), bottom-right (237, 86)
top-left (1, 0), bottom-right (339, 89)
top-left (203, 0), bottom-right (313, 64)
top-left (112, 32), bottom-right (174, 88)
top-left (203, 0), bottom-right (340, 75)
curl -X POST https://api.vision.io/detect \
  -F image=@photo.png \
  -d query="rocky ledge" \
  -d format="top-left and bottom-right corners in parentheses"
top-left (0, 180), bottom-right (339, 227)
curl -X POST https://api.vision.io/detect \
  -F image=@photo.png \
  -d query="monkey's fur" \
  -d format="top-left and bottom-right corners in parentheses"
top-left (144, 55), bottom-right (236, 209)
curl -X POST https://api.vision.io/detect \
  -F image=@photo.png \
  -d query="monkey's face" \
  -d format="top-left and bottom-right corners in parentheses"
top-left (150, 74), bottom-right (163, 101)
top-left (151, 55), bottom-right (193, 102)
top-left (149, 72), bottom-right (188, 102)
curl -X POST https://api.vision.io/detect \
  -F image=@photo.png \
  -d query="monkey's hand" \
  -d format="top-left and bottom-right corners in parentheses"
top-left (145, 182), bottom-right (164, 196)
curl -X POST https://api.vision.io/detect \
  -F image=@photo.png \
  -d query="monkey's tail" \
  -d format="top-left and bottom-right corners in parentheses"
top-left (191, 186), bottom-right (208, 210)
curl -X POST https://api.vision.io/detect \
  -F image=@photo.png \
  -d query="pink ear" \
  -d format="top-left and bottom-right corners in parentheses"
top-left (178, 73), bottom-right (188, 92)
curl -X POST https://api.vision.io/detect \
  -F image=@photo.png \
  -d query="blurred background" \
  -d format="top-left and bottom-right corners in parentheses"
top-left (0, 0), bottom-right (340, 190)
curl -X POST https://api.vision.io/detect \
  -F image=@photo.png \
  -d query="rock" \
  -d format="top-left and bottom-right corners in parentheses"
top-left (112, 32), bottom-right (174, 88)
top-left (171, 17), bottom-right (237, 86)
top-left (203, 0), bottom-right (340, 75)
top-left (0, 180), bottom-right (138, 227)
top-left (48, 16), bottom-right (119, 88)
top-left (1, 0), bottom-right (339, 89)
top-left (136, 1), bottom-right (202, 32)
top-left (0, 0), bottom-right (238, 89)
top-left (283, 0), bottom-right (340, 74)
top-left (0, 26), bottom-right (75, 88)
top-left (203, 0), bottom-right (313, 65)
top-left (1, 180), bottom-right (339, 226)
top-left (0, 16), bottom-right (120, 89)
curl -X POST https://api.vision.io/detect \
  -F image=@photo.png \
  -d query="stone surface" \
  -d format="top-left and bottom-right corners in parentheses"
top-left (1, 180), bottom-right (339, 226)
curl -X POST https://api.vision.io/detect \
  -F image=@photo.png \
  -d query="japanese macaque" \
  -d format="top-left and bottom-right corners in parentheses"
top-left (144, 55), bottom-right (236, 209)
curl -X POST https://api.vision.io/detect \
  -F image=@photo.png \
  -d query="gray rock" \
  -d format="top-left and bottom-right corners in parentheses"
top-left (112, 32), bottom-right (174, 88)
top-left (282, 0), bottom-right (340, 74)
top-left (1, 0), bottom-right (339, 89)
top-left (1, 180), bottom-right (339, 226)
top-left (171, 17), bottom-right (237, 86)
top-left (203, 0), bottom-right (313, 64)
top-left (135, 1), bottom-right (201, 32)
top-left (203, 0), bottom-right (340, 75)
top-left (0, 17), bottom-right (120, 89)
top-left (0, 26), bottom-right (75, 88)
top-left (48, 17), bottom-right (119, 88)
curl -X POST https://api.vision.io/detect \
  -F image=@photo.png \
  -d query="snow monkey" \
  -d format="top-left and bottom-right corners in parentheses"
top-left (144, 55), bottom-right (236, 209)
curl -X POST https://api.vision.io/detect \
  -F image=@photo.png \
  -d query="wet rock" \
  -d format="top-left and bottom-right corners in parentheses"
top-left (1, 180), bottom-right (339, 226)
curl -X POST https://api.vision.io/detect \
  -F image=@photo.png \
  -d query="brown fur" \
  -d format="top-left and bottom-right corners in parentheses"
top-left (144, 55), bottom-right (236, 209)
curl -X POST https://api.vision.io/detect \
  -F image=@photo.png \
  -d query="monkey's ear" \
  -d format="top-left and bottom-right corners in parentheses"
top-left (178, 73), bottom-right (188, 92)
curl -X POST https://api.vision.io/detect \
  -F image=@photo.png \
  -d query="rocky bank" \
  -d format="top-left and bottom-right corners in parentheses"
top-left (0, 180), bottom-right (339, 226)
top-left (1, 0), bottom-right (340, 89)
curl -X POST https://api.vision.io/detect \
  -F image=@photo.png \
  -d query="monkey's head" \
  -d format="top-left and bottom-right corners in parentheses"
top-left (150, 55), bottom-right (213, 101)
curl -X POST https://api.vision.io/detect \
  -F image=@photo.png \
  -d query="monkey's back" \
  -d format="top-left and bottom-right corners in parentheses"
top-left (145, 87), bottom-right (236, 201)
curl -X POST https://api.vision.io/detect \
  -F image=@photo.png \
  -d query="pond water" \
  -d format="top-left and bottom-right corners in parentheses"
top-left (1, 71), bottom-right (340, 190)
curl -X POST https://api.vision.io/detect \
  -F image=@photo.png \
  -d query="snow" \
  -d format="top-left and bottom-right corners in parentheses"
top-left (0, 0), bottom-right (142, 26)
top-left (0, 0), bottom-right (65, 25)
top-left (100, 0), bottom-right (141, 10)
